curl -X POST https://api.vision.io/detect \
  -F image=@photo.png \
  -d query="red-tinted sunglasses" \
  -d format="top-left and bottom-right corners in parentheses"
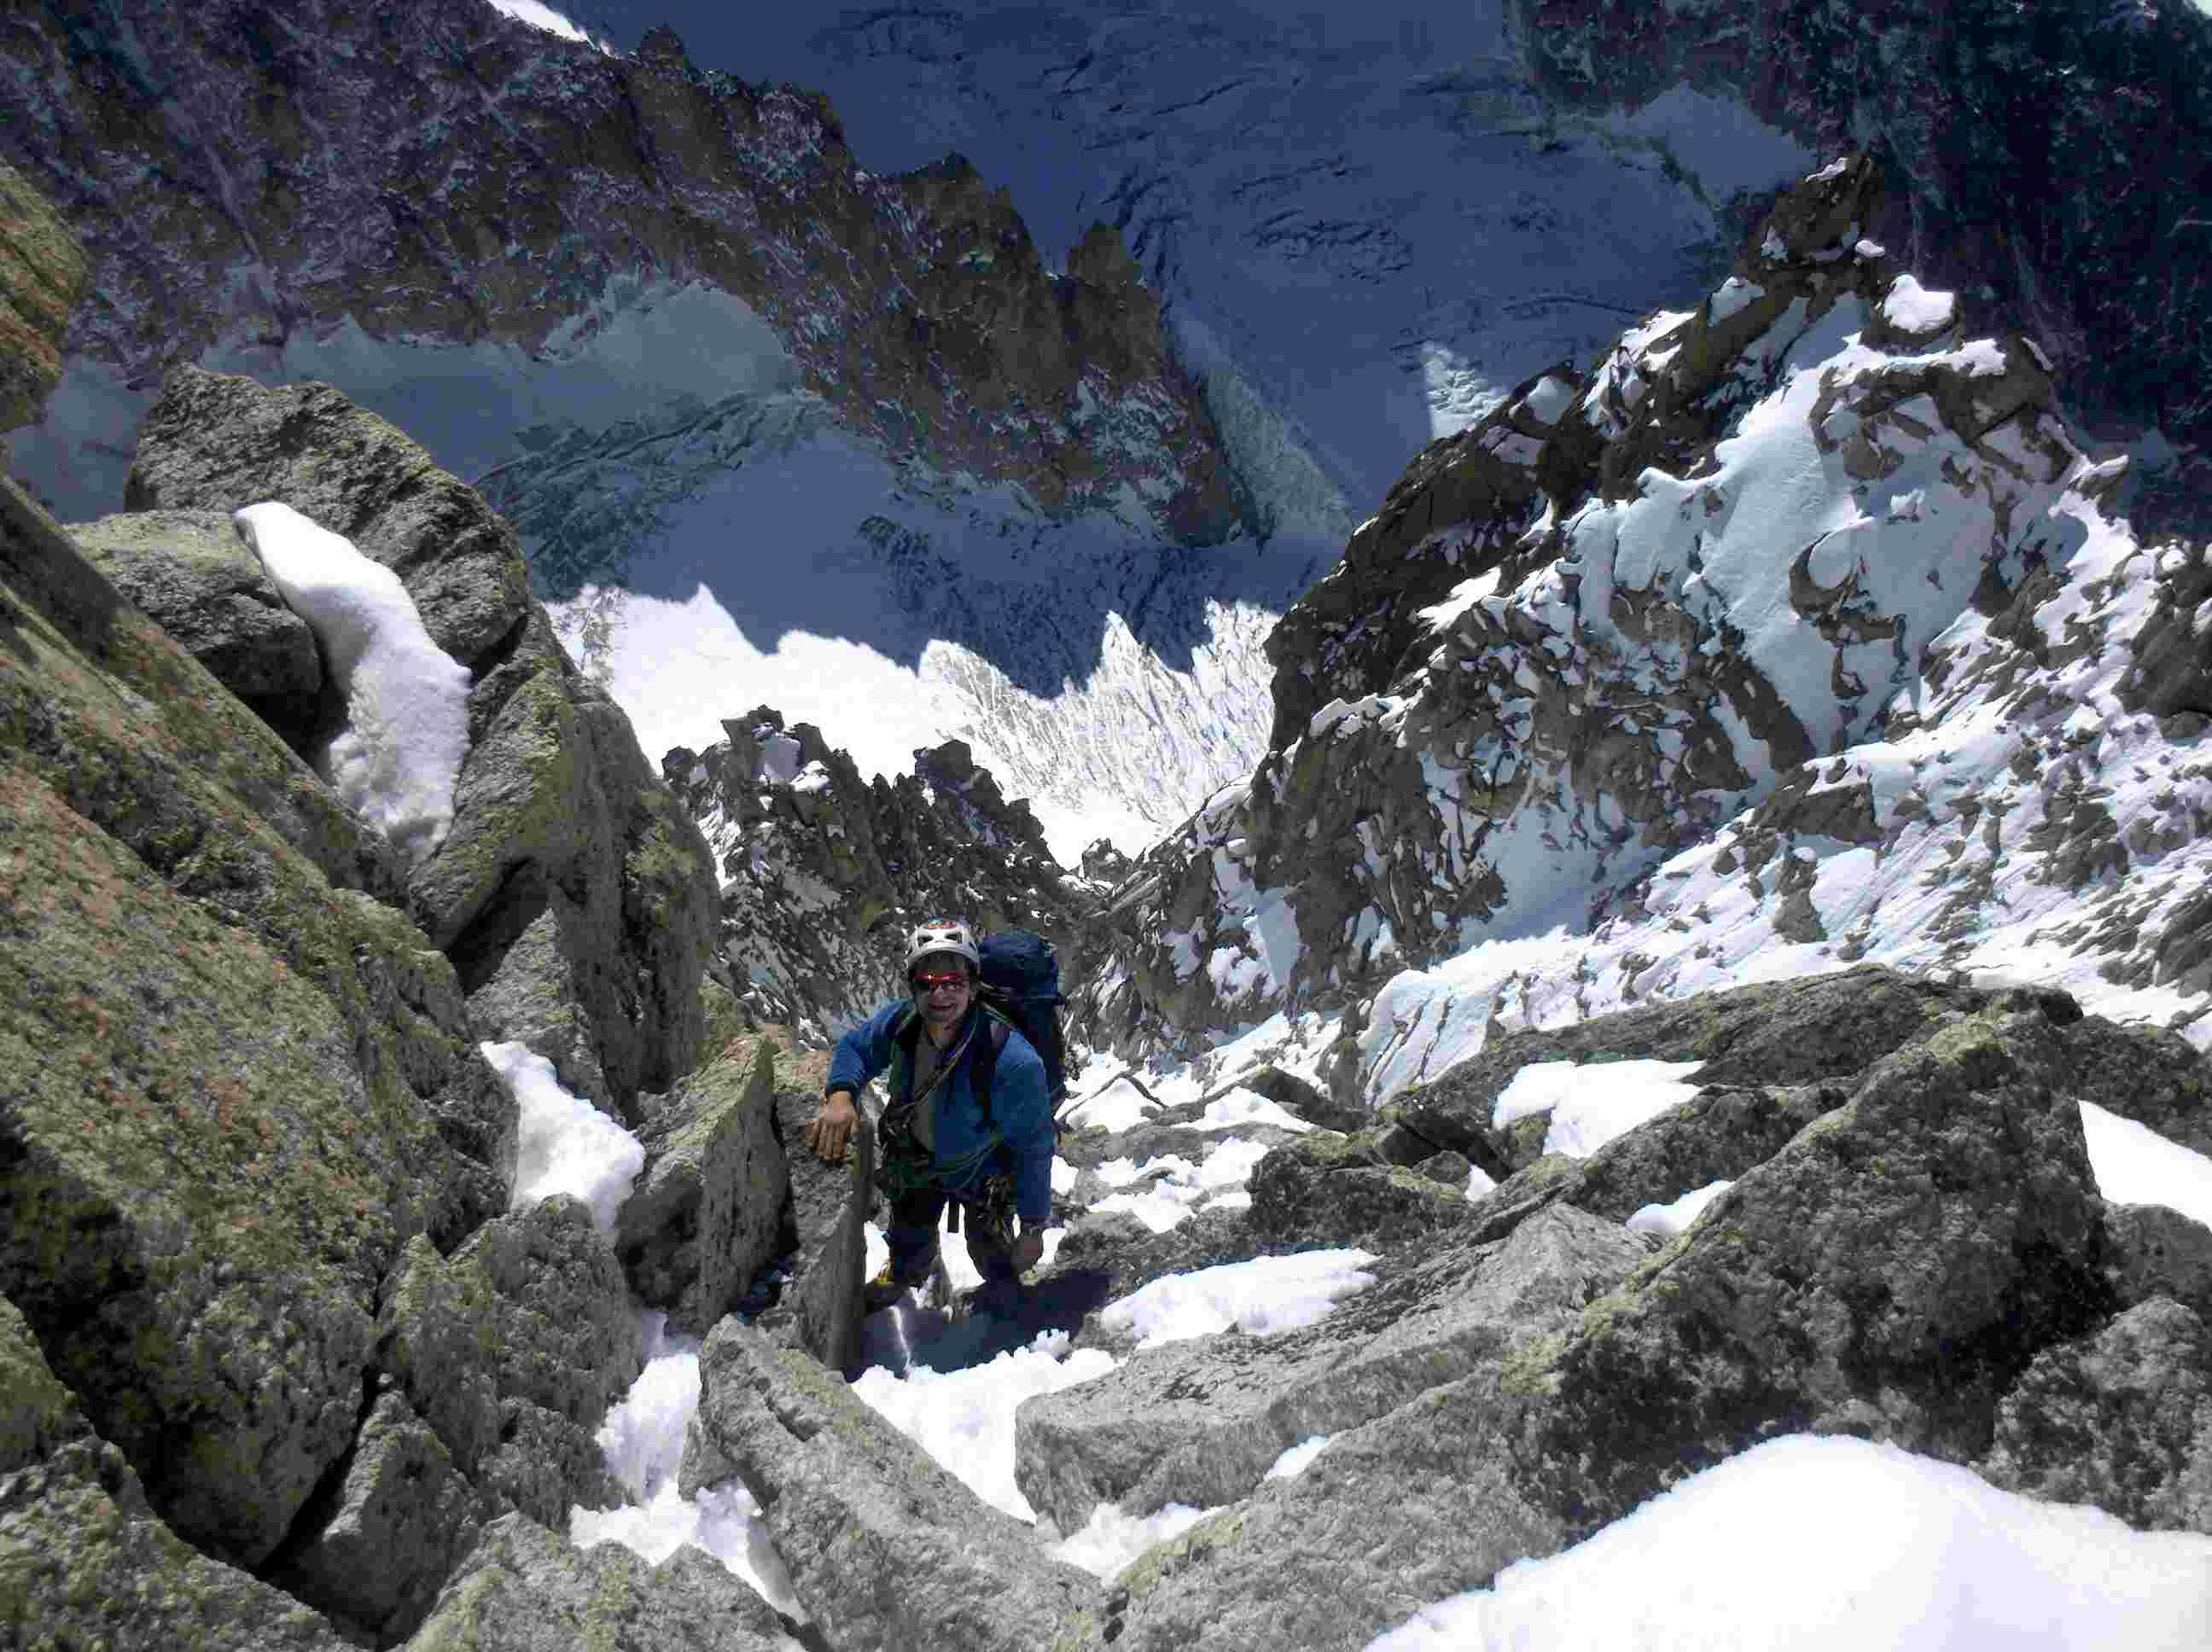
top-left (911, 969), bottom-right (970, 992)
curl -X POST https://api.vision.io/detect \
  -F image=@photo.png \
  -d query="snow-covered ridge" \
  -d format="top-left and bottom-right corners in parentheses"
top-left (1080, 154), bottom-right (2212, 1091)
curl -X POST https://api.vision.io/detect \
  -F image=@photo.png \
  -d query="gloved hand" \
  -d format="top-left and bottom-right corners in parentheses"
top-left (806, 1091), bottom-right (859, 1164)
top-left (1010, 1227), bottom-right (1045, 1275)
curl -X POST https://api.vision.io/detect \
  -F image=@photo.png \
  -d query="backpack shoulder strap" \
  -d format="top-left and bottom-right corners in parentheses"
top-left (970, 1006), bottom-right (1011, 1129)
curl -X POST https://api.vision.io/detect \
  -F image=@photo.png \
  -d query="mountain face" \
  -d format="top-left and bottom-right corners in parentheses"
top-left (1506, 0), bottom-right (2212, 538)
top-left (1084, 153), bottom-right (2212, 1102)
top-left (665, 709), bottom-right (1103, 1043)
top-left (9, 49), bottom-right (2212, 1649)
top-left (1, 1), bottom-right (1244, 547)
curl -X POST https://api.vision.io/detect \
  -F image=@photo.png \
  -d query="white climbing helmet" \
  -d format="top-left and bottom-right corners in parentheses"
top-left (904, 917), bottom-right (981, 975)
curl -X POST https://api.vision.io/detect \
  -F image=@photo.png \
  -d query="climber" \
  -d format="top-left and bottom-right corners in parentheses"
top-left (806, 917), bottom-right (1056, 1312)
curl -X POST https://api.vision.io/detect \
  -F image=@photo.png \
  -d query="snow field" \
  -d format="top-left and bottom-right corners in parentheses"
top-left (1365, 1435), bottom-right (2212, 1652)
top-left (848, 1331), bottom-right (1117, 1521)
top-left (234, 502), bottom-right (471, 868)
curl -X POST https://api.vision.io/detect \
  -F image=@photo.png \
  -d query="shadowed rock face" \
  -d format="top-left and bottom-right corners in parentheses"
top-left (0, 4), bottom-right (1246, 545)
top-left (123, 365), bottom-right (720, 1121)
top-left (1505, 0), bottom-right (2212, 505)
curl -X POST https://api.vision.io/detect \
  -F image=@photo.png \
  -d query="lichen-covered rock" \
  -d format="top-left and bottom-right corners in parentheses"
top-left (122, 367), bottom-right (719, 1119)
top-left (679, 1320), bottom-right (1101, 1652)
top-left (617, 1035), bottom-right (787, 1337)
top-left (0, 157), bottom-right (84, 435)
top-left (0, 475), bottom-right (510, 1568)
top-left (1105, 1367), bottom-right (1559, 1652)
top-left (1979, 1297), bottom-right (2212, 1535)
top-left (1016, 1205), bottom-right (1650, 1533)
top-left (0, 1304), bottom-right (352, 1651)
top-left (281, 1197), bottom-right (632, 1636)
top-left (402, 1510), bottom-right (791, 1652)
top-left (69, 508), bottom-right (324, 751)
top-left (1462, 1080), bottom-right (1843, 1244)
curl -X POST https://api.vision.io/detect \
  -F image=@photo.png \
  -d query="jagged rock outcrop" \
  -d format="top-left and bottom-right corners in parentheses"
top-left (403, 1510), bottom-right (791, 1652)
top-left (669, 707), bottom-right (1096, 1041)
top-left (1244, 1130), bottom-right (1478, 1248)
top-left (1505, 0), bottom-right (2212, 533)
top-left (1, 468), bottom-right (515, 1573)
top-left (1083, 153), bottom-right (2211, 1079)
top-left (1016, 1204), bottom-right (1650, 1533)
top-left (122, 364), bottom-right (719, 1120)
top-left (615, 1035), bottom-right (786, 1338)
top-left (1, 3), bottom-right (1246, 546)
top-left (276, 1195), bottom-right (637, 1643)
top-left (1394, 964), bottom-right (2029, 1178)
top-left (679, 1320), bottom-right (1102, 1652)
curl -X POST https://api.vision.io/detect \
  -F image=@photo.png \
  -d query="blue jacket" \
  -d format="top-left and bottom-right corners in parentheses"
top-left (827, 999), bottom-right (1057, 1224)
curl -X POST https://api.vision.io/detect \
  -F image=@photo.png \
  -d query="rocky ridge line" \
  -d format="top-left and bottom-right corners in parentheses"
top-left (1, 2), bottom-right (1246, 546)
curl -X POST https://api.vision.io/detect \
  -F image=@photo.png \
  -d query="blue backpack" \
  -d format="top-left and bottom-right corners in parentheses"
top-left (974, 928), bottom-right (1068, 1112)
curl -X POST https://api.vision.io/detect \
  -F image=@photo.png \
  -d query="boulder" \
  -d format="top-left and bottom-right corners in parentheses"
top-left (0, 1300), bottom-right (352, 1651)
top-left (401, 1510), bottom-right (791, 1652)
top-left (754, 1043), bottom-right (876, 1376)
top-left (1044, 1206), bottom-right (1272, 1318)
top-left (1510, 1004), bottom-right (2113, 1534)
top-left (1246, 1131), bottom-right (1475, 1248)
top-left (69, 508), bottom-right (324, 751)
top-left (1, 480), bottom-right (510, 1569)
top-left (617, 1035), bottom-right (788, 1337)
top-left (1105, 1367), bottom-right (1559, 1651)
top-left (1393, 966), bottom-right (1994, 1177)
top-left (122, 366), bottom-right (720, 1120)
top-left (1980, 1297), bottom-right (2212, 1534)
top-left (1015, 1204), bottom-right (1650, 1532)
top-left (0, 157), bottom-right (84, 435)
top-left (1237, 1063), bottom-right (1368, 1133)
top-left (678, 1320), bottom-right (1101, 1652)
